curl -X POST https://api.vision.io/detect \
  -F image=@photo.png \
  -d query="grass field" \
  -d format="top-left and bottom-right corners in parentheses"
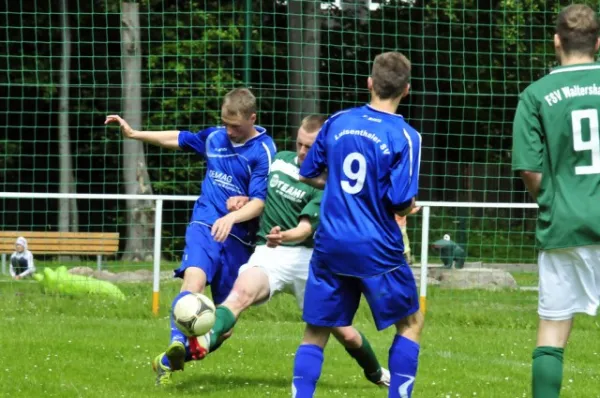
top-left (1, 271), bottom-right (599, 398)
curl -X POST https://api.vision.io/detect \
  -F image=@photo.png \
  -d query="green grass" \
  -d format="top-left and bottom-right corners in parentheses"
top-left (1, 278), bottom-right (598, 398)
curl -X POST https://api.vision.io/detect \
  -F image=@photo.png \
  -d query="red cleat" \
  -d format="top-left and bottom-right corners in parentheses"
top-left (188, 335), bottom-right (209, 360)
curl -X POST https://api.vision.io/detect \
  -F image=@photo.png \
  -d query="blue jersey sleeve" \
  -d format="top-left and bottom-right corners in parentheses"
top-left (177, 127), bottom-right (217, 155)
top-left (248, 140), bottom-right (277, 201)
top-left (299, 121), bottom-right (328, 178)
top-left (386, 128), bottom-right (421, 208)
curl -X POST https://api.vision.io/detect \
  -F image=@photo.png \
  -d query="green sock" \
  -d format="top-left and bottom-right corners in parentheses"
top-left (345, 331), bottom-right (382, 384)
top-left (209, 306), bottom-right (236, 351)
top-left (532, 346), bottom-right (564, 398)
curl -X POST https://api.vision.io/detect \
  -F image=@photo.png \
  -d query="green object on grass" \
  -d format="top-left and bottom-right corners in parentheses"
top-left (432, 235), bottom-right (467, 269)
top-left (34, 267), bottom-right (125, 301)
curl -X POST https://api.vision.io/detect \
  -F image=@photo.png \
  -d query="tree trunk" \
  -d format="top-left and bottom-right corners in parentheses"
top-left (340, 0), bottom-right (369, 20)
top-left (121, 2), bottom-right (155, 262)
top-left (58, 0), bottom-right (79, 261)
top-left (289, 0), bottom-right (321, 129)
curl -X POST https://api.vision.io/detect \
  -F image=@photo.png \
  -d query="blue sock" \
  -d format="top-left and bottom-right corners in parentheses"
top-left (389, 335), bottom-right (420, 398)
top-left (161, 291), bottom-right (193, 369)
top-left (170, 291), bottom-right (191, 345)
top-left (292, 344), bottom-right (324, 398)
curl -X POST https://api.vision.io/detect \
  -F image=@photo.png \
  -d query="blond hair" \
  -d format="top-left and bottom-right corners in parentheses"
top-left (221, 88), bottom-right (257, 119)
top-left (300, 114), bottom-right (327, 133)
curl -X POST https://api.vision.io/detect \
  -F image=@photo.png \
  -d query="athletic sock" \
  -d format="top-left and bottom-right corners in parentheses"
top-left (532, 346), bottom-right (564, 398)
top-left (169, 291), bottom-right (191, 345)
top-left (209, 305), bottom-right (237, 351)
top-left (292, 344), bottom-right (324, 398)
top-left (344, 331), bottom-right (382, 384)
top-left (389, 335), bottom-right (420, 397)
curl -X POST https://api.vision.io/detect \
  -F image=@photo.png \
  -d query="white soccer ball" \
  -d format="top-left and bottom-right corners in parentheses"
top-left (173, 293), bottom-right (216, 337)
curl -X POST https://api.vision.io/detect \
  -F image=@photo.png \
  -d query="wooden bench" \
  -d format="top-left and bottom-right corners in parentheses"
top-left (0, 231), bottom-right (120, 273)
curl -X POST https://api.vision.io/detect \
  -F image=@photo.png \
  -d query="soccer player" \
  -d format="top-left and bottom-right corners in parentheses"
top-left (203, 114), bottom-right (390, 388)
top-left (395, 206), bottom-right (421, 265)
top-left (104, 88), bottom-right (276, 385)
top-left (291, 52), bottom-right (423, 398)
top-left (511, 5), bottom-right (600, 398)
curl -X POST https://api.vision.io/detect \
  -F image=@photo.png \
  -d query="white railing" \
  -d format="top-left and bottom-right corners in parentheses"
top-left (0, 192), bottom-right (538, 314)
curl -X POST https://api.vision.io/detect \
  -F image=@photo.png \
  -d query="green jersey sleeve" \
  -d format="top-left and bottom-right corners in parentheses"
top-left (512, 89), bottom-right (544, 172)
top-left (299, 189), bottom-right (322, 232)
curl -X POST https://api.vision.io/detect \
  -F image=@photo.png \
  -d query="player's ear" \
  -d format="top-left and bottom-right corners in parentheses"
top-left (553, 33), bottom-right (561, 51)
top-left (402, 83), bottom-right (411, 98)
top-left (248, 113), bottom-right (257, 124)
top-left (367, 77), bottom-right (373, 91)
top-left (595, 37), bottom-right (600, 52)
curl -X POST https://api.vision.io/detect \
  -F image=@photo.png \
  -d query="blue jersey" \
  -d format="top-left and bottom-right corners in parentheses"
top-left (178, 126), bottom-right (277, 244)
top-left (299, 105), bottom-right (421, 277)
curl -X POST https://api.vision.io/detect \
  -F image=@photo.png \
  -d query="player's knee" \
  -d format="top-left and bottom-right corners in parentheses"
top-left (332, 327), bottom-right (361, 349)
top-left (227, 281), bottom-right (260, 311)
top-left (395, 310), bottom-right (425, 341)
top-left (181, 267), bottom-right (207, 293)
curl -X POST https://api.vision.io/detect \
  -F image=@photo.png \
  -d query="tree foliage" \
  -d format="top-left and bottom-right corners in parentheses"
top-left (0, 0), bottom-right (581, 258)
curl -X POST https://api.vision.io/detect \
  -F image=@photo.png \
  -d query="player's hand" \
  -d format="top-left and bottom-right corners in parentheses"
top-left (409, 206), bottom-right (421, 215)
top-left (266, 226), bottom-right (283, 248)
top-left (104, 115), bottom-right (136, 139)
top-left (211, 214), bottom-right (236, 243)
top-left (226, 196), bottom-right (249, 212)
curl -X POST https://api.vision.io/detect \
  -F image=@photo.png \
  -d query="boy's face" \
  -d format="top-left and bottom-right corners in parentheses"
top-left (15, 244), bottom-right (24, 253)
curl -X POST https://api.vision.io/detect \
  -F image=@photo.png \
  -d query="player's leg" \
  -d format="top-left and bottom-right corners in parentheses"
top-left (531, 247), bottom-right (600, 398)
top-left (289, 247), bottom-right (389, 388)
top-left (361, 266), bottom-right (423, 398)
top-left (292, 257), bottom-right (361, 398)
top-left (209, 245), bottom-right (304, 353)
top-left (331, 326), bottom-right (390, 387)
top-left (155, 224), bottom-right (218, 381)
top-left (204, 235), bottom-right (254, 353)
top-left (207, 266), bottom-right (270, 352)
top-left (400, 225), bottom-right (412, 264)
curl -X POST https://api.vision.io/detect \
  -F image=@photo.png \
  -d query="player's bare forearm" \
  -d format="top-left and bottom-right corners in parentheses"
top-left (104, 115), bottom-right (181, 150)
top-left (299, 170), bottom-right (327, 190)
top-left (130, 130), bottom-right (181, 150)
top-left (281, 219), bottom-right (313, 243)
top-left (520, 170), bottom-right (542, 202)
top-left (229, 198), bottom-right (265, 223)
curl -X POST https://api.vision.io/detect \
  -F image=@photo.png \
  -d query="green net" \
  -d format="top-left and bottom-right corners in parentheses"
top-left (0, 0), bottom-right (595, 267)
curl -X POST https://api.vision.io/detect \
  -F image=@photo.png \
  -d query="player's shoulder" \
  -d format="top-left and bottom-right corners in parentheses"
top-left (323, 106), bottom-right (364, 126)
top-left (274, 150), bottom-right (296, 162)
top-left (520, 64), bottom-right (600, 100)
top-left (246, 126), bottom-right (277, 159)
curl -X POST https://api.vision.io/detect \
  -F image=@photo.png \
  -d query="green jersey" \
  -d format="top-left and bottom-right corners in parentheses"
top-left (256, 151), bottom-right (322, 248)
top-left (512, 62), bottom-right (600, 250)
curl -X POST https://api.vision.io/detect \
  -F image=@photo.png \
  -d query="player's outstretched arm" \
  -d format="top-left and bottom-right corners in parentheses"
top-left (265, 218), bottom-right (312, 248)
top-left (104, 115), bottom-right (181, 150)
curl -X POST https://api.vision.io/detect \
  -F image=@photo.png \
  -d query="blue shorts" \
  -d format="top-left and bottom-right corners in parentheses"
top-left (302, 254), bottom-right (419, 331)
top-left (174, 223), bottom-right (253, 305)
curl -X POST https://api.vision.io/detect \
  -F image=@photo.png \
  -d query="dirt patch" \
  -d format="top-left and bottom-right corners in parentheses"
top-left (68, 266), bottom-right (173, 283)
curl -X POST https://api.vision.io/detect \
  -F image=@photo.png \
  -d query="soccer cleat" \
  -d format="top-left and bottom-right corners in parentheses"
top-left (165, 340), bottom-right (186, 371)
top-left (188, 333), bottom-right (210, 360)
top-left (152, 353), bottom-right (172, 386)
top-left (376, 367), bottom-right (390, 388)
